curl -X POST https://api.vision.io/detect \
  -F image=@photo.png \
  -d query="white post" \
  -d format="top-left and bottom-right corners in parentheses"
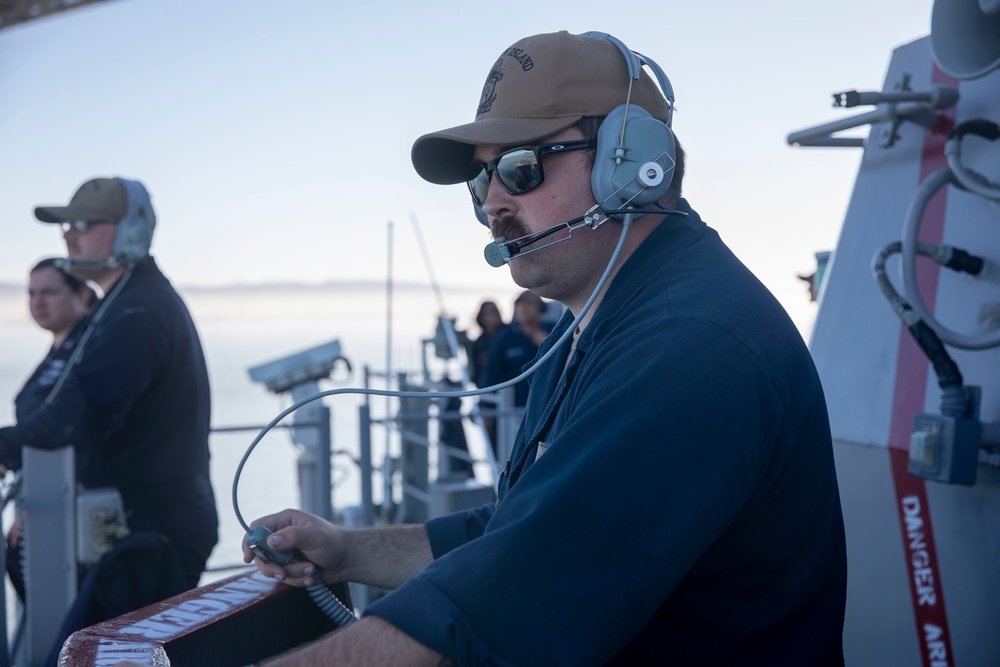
top-left (21, 446), bottom-right (77, 666)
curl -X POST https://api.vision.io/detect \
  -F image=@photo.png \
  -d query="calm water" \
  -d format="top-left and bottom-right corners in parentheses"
top-left (0, 280), bottom-right (521, 579)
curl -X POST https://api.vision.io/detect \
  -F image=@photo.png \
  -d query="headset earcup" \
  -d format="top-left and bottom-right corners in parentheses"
top-left (113, 178), bottom-right (155, 262)
top-left (124, 216), bottom-right (153, 258)
top-left (591, 104), bottom-right (676, 212)
top-left (113, 213), bottom-right (152, 261)
top-left (112, 217), bottom-right (131, 259)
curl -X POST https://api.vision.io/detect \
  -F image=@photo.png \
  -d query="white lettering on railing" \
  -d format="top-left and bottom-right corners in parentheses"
top-left (117, 572), bottom-right (277, 640)
top-left (92, 640), bottom-right (159, 666)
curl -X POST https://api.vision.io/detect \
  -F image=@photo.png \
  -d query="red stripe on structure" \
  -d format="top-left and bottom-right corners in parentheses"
top-left (888, 450), bottom-right (953, 667)
top-left (886, 62), bottom-right (958, 667)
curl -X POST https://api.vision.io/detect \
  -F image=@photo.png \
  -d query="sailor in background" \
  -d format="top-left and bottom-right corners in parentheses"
top-left (482, 289), bottom-right (550, 409)
top-left (246, 31), bottom-right (847, 665)
top-left (16, 258), bottom-right (97, 422)
top-left (479, 290), bottom-right (548, 455)
top-left (5, 257), bottom-right (96, 600)
top-left (0, 177), bottom-right (219, 595)
top-left (468, 299), bottom-right (505, 389)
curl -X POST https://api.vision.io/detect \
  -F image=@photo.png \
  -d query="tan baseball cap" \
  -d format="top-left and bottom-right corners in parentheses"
top-left (35, 178), bottom-right (127, 223)
top-left (411, 31), bottom-right (672, 185)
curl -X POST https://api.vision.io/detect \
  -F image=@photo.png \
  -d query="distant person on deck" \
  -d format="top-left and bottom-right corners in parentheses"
top-left (482, 289), bottom-right (549, 407)
top-left (0, 177), bottom-right (219, 595)
top-left (467, 299), bottom-right (505, 450)
top-left (245, 31), bottom-right (846, 666)
top-left (479, 290), bottom-right (548, 456)
top-left (468, 299), bottom-right (505, 388)
top-left (5, 257), bottom-right (96, 599)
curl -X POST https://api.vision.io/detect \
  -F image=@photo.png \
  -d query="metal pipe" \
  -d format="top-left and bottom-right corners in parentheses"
top-left (787, 98), bottom-right (957, 147)
top-left (833, 87), bottom-right (959, 108)
top-left (358, 404), bottom-right (374, 526)
top-left (316, 406), bottom-right (333, 522)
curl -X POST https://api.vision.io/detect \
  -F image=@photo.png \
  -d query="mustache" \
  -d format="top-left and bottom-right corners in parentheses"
top-left (490, 216), bottom-right (529, 243)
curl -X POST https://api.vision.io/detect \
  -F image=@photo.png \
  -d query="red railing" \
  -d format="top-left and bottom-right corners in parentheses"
top-left (58, 570), bottom-right (343, 666)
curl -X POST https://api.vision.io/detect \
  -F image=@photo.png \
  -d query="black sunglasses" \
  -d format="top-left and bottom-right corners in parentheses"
top-left (467, 139), bottom-right (594, 207)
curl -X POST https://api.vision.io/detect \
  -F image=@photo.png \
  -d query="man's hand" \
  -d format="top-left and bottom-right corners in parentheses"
top-left (243, 509), bottom-right (346, 587)
top-left (243, 509), bottom-right (434, 591)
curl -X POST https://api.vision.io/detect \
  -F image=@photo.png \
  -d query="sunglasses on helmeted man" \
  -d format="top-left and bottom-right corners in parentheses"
top-left (59, 219), bottom-right (116, 234)
top-left (466, 139), bottom-right (594, 207)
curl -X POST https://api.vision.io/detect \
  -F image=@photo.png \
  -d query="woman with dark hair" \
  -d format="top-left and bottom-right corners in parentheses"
top-left (6, 258), bottom-right (96, 600)
top-left (15, 258), bottom-right (97, 418)
top-left (470, 300), bottom-right (505, 388)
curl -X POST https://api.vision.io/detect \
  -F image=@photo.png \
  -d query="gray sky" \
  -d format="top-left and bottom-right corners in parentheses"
top-left (0, 0), bottom-right (935, 330)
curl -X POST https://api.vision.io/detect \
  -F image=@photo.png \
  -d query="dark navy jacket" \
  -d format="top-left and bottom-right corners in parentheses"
top-left (0, 258), bottom-right (218, 588)
top-left (14, 314), bottom-right (91, 421)
top-left (482, 321), bottom-right (543, 407)
top-left (368, 201), bottom-right (847, 666)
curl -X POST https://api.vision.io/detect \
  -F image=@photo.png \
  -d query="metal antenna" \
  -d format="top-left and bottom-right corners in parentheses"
top-left (410, 213), bottom-right (448, 314)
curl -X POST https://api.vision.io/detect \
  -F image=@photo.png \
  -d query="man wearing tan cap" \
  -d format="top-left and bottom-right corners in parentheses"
top-left (247, 32), bottom-right (846, 666)
top-left (0, 177), bottom-right (219, 600)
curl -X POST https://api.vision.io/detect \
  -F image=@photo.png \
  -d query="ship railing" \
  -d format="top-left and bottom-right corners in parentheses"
top-left (49, 369), bottom-right (525, 666)
top-left (0, 410), bottom-right (335, 667)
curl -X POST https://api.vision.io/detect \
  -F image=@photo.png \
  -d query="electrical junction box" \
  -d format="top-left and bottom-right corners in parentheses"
top-left (76, 487), bottom-right (130, 565)
top-left (908, 412), bottom-right (982, 486)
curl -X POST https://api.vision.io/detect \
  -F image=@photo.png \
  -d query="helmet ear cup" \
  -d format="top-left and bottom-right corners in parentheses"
top-left (591, 104), bottom-right (676, 213)
top-left (112, 178), bottom-right (155, 262)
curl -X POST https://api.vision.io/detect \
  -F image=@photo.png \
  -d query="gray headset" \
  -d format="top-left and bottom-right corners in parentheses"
top-left (582, 31), bottom-right (677, 217)
top-left (113, 177), bottom-right (156, 264)
top-left (471, 33), bottom-right (677, 226)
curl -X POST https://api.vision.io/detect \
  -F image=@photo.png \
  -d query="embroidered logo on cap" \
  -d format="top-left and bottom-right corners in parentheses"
top-left (478, 57), bottom-right (504, 116)
top-left (477, 47), bottom-right (535, 117)
top-left (503, 46), bottom-right (534, 71)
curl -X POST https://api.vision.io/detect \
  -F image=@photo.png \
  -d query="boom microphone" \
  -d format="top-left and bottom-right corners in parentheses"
top-left (483, 206), bottom-right (610, 268)
top-left (482, 204), bottom-right (686, 267)
top-left (484, 239), bottom-right (515, 267)
top-left (55, 256), bottom-right (123, 271)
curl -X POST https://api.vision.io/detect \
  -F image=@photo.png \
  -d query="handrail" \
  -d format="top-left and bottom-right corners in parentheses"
top-left (58, 570), bottom-right (340, 667)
